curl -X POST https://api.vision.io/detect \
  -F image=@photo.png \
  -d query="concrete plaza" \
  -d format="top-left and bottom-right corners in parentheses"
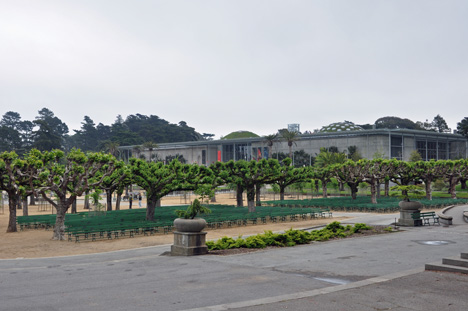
top-left (1, 207), bottom-right (467, 311)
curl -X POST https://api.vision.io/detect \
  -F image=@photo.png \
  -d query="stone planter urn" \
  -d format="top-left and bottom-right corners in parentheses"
top-left (398, 200), bottom-right (423, 226)
top-left (173, 218), bottom-right (207, 233)
top-left (399, 200), bottom-right (423, 211)
top-left (171, 218), bottom-right (208, 256)
top-left (171, 199), bottom-right (210, 256)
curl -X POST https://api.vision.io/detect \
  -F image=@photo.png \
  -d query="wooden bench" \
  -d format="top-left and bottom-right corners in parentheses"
top-left (411, 212), bottom-right (440, 226)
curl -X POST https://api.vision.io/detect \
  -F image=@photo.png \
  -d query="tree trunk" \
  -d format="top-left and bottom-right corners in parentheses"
top-left (115, 193), bottom-right (122, 210)
top-left (53, 204), bottom-right (68, 240)
top-left (449, 177), bottom-right (458, 199)
top-left (71, 198), bottom-right (77, 214)
top-left (280, 185), bottom-right (286, 201)
top-left (376, 181), bottom-right (381, 198)
top-left (425, 180), bottom-right (432, 200)
top-left (146, 195), bottom-right (158, 221)
top-left (255, 185), bottom-right (262, 206)
top-left (461, 179), bottom-right (467, 190)
top-left (22, 197), bottom-right (29, 216)
top-left (84, 190), bottom-right (90, 209)
top-left (322, 182), bottom-right (328, 198)
top-left (210, 192), bottom-right (217, 203)
top-left (106, 191), bottom-right (113, 211)
top-left (7, 192), bottom-right (18, 232)
top-left (247, 186), bottom-right (256, 213)
top-left (348, 183), bottom-right (358, 200)
top-left (384, 180), bottom-right (389, 196)
top-left (236, 186), bottom-right (243, 207)
top-left (370, 180), bottom-right (377, 204)
top-left (30, 194), bottom-right (36, 206)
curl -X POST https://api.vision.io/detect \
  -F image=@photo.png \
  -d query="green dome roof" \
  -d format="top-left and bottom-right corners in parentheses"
top-left (319, 121), bottom-right (363, 132)
top-left (222, 130), bottom-right (259, 139)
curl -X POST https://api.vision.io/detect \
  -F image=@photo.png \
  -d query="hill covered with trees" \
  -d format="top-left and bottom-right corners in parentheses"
top-left (0, 108), bottom-right (211, 154)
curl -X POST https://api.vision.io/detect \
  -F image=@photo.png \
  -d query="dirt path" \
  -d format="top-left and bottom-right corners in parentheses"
top-left (0, 193), bottom-right (347, 259)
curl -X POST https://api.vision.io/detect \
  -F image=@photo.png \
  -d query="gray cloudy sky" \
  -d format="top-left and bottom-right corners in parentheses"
top-left (1, 0), bottom-right (467, 139)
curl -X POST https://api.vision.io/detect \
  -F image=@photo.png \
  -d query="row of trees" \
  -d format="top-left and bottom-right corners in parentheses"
top-left (0, 109), bottom-right (212, 155)
top-left (2, 148), bottom-right (467, 239)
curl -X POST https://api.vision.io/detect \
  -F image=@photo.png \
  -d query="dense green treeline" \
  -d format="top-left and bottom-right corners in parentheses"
top-left (0, 108), bottom-right (211, 154)
top-left (2, 110), bottom-right (468, 157)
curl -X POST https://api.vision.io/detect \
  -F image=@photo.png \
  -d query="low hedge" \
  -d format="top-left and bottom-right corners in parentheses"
top-left (206, 221), bottom-right (374, 250)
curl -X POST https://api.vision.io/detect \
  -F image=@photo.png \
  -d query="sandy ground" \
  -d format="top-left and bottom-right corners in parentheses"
top-left (0, 193), bottom-right (347, 260)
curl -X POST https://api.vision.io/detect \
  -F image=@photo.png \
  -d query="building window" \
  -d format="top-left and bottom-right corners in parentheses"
top-left (449, 142), bottom-right (466, 159)
top-left (222, 144), bottom-right (252, 161)
top-left (251, 147), bottom-right (262, 160)
top-left (202, 150), bottom-right (206, 165)
top-left (391, 136), bottom-right (403, 160)
top-left (416, 140), bottom-right (426, 160)
top-left (235, 144), bottom-right (251, 161)
top-left (416, 139), bottom-right (450, 161)
top-left (438, 142), bottom-right (447, 160)
top-left (222, 145), bottom-right (234, 162)
top-left (427, 141), bottom-right (437, 160)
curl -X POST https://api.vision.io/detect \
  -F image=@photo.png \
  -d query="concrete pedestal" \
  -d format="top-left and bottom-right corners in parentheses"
top-left (171, 231), bottom-right (208, 256)
top-left (399, 210), bottom-right (422, 226)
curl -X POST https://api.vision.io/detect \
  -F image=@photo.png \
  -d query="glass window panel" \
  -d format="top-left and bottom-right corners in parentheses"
top-left (391, 136), bottom-right (402, 146)
top-left (391, 147), bottom-right (402, 159)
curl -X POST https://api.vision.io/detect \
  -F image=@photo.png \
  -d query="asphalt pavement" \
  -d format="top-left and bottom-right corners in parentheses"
top-left (1, 207), bottom-right (467, 311)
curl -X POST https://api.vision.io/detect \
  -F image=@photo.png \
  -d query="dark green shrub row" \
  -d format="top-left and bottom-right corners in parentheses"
top-left (206, 221), bottom-right (373, 250)
top-left (263, 196), bottom-right (468, 212)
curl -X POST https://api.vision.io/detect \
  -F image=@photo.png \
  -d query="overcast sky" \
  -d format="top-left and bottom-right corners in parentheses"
top-left (1, 0), bottom-right (467, 139)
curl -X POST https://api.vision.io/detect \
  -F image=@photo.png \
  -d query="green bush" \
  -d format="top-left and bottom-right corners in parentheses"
top-left (311, 230), bottom-right (332, 241)
top-left (206, 236), bottom-right (247, 250)
top-left (244, 235), bottom-right (267, 248)
top-left (206, 241), bottom-right (216, 249)
top-left (262, 230), bottom-right (290, 247)
top-left (325, 221), bottom-right (345, 232)
top-left (206, 222), bottom-right (376, 251)
top-left (285, 228), bottom-right (311, 245)
top-left (351, 223), bottom-right (371, 233)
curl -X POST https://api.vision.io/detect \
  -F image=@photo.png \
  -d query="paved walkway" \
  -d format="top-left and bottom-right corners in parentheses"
top-left (1, 207), bottom-right (467, 311)
top-left (445, 204), bottom-right (468, 225)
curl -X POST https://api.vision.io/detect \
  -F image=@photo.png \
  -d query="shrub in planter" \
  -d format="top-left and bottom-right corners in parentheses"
top-left (174, 199), bottom-right (212, 232)
top-left (390, 185), bottom-right (424, 210)
top-left (175, 199), bottom-right (211, 219)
